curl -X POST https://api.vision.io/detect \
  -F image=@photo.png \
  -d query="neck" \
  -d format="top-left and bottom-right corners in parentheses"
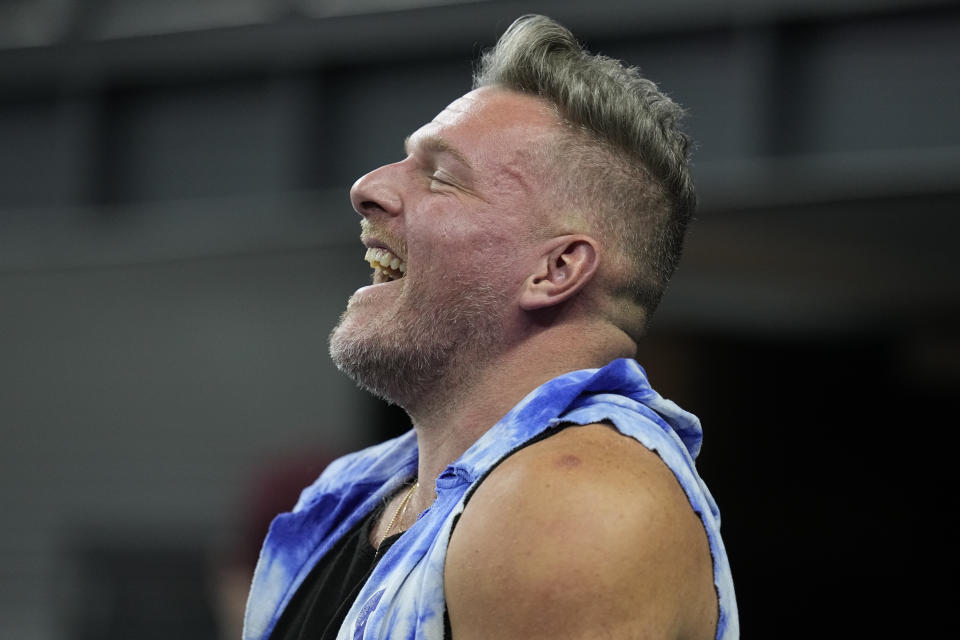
top-left (401, 318), bottom-right (635, 513)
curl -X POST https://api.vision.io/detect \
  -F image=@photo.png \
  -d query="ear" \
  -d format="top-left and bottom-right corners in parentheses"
top-left (519, 235), bottom-right (600, 311)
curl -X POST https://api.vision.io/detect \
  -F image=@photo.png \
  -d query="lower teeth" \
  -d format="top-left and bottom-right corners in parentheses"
top-left (375, 265), bottom-right (402, 281)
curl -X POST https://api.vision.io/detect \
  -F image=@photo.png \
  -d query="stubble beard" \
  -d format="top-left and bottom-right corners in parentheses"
top-left (328, 281), bottom-right (506, 412)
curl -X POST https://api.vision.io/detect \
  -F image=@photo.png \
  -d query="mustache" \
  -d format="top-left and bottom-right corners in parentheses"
top-left (360, 219), bottom-right (408, 259)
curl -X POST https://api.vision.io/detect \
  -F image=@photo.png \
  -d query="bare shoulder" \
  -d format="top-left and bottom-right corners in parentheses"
top-left (444, 423), bottom-right (717, 640)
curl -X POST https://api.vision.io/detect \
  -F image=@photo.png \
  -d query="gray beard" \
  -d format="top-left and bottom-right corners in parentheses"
top-left (328, 282), bottom-right (505, 410)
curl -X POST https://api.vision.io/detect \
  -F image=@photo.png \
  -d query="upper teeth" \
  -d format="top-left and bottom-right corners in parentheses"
top-left (365, 247), bottom-right (406, 275)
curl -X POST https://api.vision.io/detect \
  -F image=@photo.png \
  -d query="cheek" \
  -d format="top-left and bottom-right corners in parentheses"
top-left (408, 219), bottom-right (480, 265)
top-left (448, 231), bottom-right (528, 272)
top-left (408, 205), bottom-right (534, 279)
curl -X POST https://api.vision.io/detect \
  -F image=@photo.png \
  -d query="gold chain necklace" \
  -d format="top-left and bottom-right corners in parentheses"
top-left (377, 481), bottom-right (418, 549)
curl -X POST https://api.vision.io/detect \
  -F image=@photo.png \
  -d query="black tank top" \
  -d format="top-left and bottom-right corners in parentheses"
top-left (268, 507), bottom-right (400, 640)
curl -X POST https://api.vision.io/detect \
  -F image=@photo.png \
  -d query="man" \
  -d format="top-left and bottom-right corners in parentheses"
top-left (244, 14), bottom-right (738, 640)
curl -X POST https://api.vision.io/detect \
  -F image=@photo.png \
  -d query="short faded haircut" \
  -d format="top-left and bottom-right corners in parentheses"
top-left (473, 14), bottom-right (695, 336)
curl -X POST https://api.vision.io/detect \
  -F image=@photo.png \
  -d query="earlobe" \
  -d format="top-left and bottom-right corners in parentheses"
top-left (519, 235), bottom-right (599, 311)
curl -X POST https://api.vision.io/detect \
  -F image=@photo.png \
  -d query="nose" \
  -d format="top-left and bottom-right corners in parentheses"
top-left (349, 163), bottom-right (403, 219)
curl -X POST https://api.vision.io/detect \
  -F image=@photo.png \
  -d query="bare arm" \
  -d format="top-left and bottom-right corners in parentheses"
top-left (444, 424), bottom-right (717, 640)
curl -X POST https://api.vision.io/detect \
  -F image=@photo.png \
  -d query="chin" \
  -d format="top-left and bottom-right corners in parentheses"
top-left (328, 279), bottom-right (507, 406)
top-left (328, 313), bottom-right (438, 408)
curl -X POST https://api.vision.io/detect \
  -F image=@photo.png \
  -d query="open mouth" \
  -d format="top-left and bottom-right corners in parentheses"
top-left (365, 247), bottom-right (407, 283)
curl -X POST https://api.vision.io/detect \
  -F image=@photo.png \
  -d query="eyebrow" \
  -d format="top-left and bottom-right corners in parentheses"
top-left (404, 133), bottom-right (473, 171)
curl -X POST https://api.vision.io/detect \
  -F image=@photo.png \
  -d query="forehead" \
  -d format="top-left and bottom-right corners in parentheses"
top-left (433, 86), bottom-right (556, 131)
top-left (408, 87), bottom-right (560, 177)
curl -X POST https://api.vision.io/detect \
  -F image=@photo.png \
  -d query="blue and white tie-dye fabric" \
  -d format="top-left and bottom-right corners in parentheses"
top-left (243, 358), bottom-right (739, 640)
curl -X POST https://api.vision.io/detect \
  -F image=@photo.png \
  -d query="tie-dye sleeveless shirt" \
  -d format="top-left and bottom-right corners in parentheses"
top-left (243, 358), bottom-right (739, 640)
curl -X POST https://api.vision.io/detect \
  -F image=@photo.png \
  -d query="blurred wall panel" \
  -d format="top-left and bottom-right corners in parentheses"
top-left (98, 77), bottom-right (298, 203)
top-left (775, 11), bottom-right (960, 155)
top-left (0, 96), bottom-right (99, 208)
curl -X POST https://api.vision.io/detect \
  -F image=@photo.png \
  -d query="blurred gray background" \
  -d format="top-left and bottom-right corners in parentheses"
top-left (2, 1), bottom-right (958, 638)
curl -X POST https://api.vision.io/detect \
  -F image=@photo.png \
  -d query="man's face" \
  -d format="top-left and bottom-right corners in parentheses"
top-left (329, 87), bottom-right (562, 408)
